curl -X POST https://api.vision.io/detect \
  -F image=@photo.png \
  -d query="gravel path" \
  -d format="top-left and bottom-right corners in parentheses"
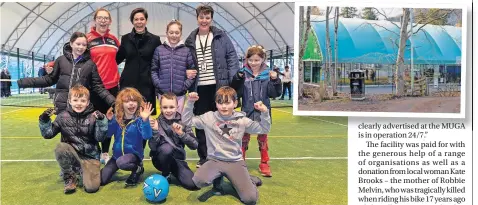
top-left (298, 95), bottom-right (460, 113)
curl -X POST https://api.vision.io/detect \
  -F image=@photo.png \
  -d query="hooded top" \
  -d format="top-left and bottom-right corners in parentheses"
top-left (17, 43), bottom-right (115, 113)
top-left (39, 103), bottom-right (108, 160)
top-left (107, 115), bottom-right (152, 160)
top-left (182, 100), bottom-right (271, 162)
top-left (237, 64), bottom-right (282, 122)
top-left (151, 39), bottom-right (196, 96)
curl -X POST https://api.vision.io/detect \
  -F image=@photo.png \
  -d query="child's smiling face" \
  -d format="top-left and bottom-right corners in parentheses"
top-left (122, 96), bottom-right (138, 117)
top-left (247, 54), bottom-right (264, 72)
top-left (160, 98), bottom-right (178, 120)
top-left (69, 95), bottom-right (89, 113)
top-left (216, 96), bottom-right (237, 117)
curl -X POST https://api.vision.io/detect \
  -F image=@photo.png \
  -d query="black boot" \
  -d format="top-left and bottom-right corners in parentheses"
top-left (250, 175), bottom-right (262, 187)
top-left (212, 176), bottom-right (224, 195)
top-left (63, 174), bottom-right (77, 194)
top-left (125, 165), bottom-right (144, 186)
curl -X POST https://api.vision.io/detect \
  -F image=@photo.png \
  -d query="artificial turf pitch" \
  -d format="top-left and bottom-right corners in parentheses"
top-left (1, 98), bottom-right (347, 205)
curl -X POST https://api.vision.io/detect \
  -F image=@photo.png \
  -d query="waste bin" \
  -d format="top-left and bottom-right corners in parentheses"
top-left (349, 69), bottom-right (365, 100)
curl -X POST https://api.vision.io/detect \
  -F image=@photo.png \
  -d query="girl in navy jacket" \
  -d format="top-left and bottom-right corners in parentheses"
top-left (236, 45), bottom-right (282, 177)
top-left (151, 19), bottom-right (196, 114)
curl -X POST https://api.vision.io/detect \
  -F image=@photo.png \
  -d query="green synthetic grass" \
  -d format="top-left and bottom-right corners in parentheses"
top-left (1, 100), bottom-right (348, 205)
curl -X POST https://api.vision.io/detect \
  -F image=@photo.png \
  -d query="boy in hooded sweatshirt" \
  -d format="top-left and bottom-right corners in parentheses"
top-left (182, 86), bottom-right (270, 205)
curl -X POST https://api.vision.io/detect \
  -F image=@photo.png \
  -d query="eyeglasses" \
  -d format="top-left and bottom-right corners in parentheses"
top-left (96, 16), bottom-right (110, 21)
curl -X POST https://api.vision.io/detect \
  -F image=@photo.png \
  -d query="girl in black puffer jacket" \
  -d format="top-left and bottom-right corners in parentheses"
top-left (17, 32), bottom-right (115, 114)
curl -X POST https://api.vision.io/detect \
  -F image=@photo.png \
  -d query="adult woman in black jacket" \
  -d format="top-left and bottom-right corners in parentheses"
top-left (116, 7), bottom-right (161, 115)
top-left (17, 32), bottom-right (115, 113)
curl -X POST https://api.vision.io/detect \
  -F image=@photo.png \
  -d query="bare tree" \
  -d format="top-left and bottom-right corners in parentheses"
top-left (324, 7), bottom-right (333, 98)
top-left (298, 6), bottom-right (312, 98)
top-left (372, 8), bottom-right (458, 96)
top-left (333, 7), bottom-right (339, 96)
top-left (395, 8), bottom-right (410, 96)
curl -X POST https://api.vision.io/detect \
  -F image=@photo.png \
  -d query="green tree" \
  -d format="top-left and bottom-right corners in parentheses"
top-left (340, 7), bottom-right (358, 18)
top-left (361, 7), bottom-right (378, 20)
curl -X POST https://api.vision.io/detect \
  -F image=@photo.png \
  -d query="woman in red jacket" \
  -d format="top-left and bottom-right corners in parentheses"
top-left (87, 8), bottom-right (120, 165)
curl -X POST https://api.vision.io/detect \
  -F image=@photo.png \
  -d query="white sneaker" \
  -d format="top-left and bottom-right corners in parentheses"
top-left (100, 153), bottom-right (110, 165)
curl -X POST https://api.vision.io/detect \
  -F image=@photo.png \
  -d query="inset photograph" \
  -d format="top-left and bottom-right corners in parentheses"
top-left (293, 4), bottom-right (466, 118)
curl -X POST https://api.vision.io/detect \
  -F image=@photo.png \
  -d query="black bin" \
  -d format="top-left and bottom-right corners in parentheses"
top-left (349, 69), bottom-right (365, 100)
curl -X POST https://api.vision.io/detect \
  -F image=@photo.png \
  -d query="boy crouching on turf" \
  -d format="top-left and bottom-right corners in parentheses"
top-left (39, 84), bottom-right (108, 194)
top-left (182, 86), bottom-right (270, 205)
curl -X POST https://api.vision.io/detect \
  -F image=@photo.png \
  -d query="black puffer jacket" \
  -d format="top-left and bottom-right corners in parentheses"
top-left (39, 103), bottom-right (108, 160)
top-left (17, 43), bottom-right (115, 113)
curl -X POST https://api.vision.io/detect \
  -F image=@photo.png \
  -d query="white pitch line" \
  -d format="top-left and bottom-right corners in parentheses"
top-left (271, 107), bottom-right (348, 127)
top-left (0, 157), bottom-right (347, 162)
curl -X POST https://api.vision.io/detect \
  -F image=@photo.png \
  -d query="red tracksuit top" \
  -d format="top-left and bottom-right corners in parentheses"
top-left (87, 27), bottom-right (120, 90)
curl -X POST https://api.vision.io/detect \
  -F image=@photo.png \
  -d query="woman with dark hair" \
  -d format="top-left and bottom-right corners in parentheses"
top-left (184, 4), bottom-right (241, 168)
top-left (116, 7), bottom-right (161, 116)
top-left (116, 8), bottom-right (161, 150)
top-left (87, 8), bottom-right (121, 165)
top-left (17, 31), bottom-right (115, 114)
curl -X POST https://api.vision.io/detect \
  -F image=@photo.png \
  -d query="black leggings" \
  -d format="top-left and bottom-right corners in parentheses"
top-left (194, 84), bottom-right (218, 162)
top-left (100, 154), bottom-right (140, 185)
top-left (151, 143), bottom-right (198, 190)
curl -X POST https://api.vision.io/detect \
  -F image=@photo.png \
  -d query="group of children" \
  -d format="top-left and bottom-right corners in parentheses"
top-left (38, 44), bottom-right (281, 205)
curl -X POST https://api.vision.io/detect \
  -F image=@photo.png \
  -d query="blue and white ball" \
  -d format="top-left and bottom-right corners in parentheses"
top-left (143, 174), bottom-right (169, 202)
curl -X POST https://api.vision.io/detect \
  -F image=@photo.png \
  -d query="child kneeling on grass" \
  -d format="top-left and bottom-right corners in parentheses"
top-left (39, 84), bottom-right (108, 194)
top-left (100, 87), bottom-right (153, 186)
top-left (148, 92), bottom-right (199, 190)
top-left (182, 86), bottom-right (269, 205)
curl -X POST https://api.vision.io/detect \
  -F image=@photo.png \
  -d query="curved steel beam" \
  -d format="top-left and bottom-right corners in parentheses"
top-left (47, 2), bottom-right (131, 57)
top-left (237, 2), bottom-right (288, 56)
top-left (5, 2), bottom-right (56, 54)
top-left (209, 3), bottom-right (258, 48)
top-left (30, 3), bottom-right (91, 55)
top-left (226, 2), bottom-right (278, 38)
top-left (285, 2), bottom-right (294, 14)
top-left (4, 3), bottom-right (43, 51)
top-left (48, 2), bottom-right (248, 58)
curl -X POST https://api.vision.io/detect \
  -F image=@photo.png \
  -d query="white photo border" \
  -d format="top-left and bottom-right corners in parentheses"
top-left (293, 1), bottom-right (467, 119)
